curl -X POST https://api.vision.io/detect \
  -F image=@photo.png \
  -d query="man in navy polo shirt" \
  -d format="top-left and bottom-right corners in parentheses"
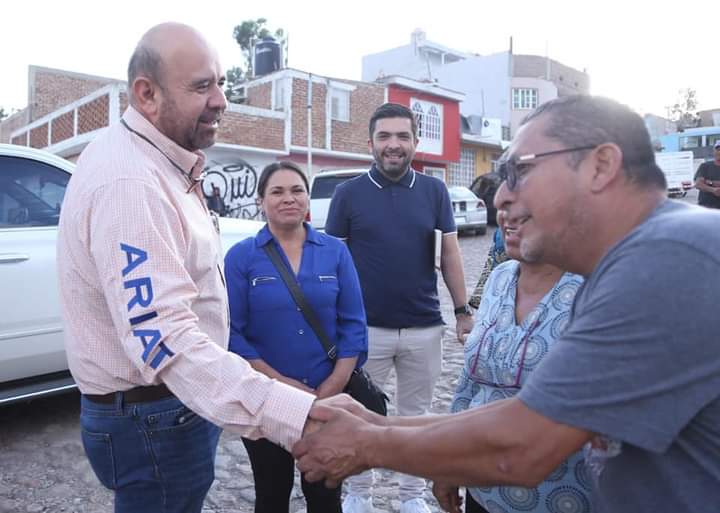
top-left (325, 103), bottom-right (473, 513)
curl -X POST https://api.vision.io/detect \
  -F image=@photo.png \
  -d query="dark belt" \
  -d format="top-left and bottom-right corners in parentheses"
top-left (84, 383), bottom-right (173, 404)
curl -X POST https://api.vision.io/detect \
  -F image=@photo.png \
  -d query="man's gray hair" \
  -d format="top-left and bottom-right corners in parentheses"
top-left (127, 45), bottom-right (163, 101)
top-left (522, 95), bottom-right (666, 190)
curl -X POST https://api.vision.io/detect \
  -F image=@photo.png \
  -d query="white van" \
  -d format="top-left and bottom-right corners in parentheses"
top-left (655, 151), bottom-right (694, 198)
top-left (308, 168), bottom-right (366, 230)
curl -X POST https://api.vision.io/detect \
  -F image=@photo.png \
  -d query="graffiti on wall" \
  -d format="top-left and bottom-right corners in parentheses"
top-left (202, 159), bottom-right (262, 220)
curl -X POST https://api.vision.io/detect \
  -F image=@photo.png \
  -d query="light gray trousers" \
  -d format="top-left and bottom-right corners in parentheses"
top-left (344, 324), bottom-right (444, 502)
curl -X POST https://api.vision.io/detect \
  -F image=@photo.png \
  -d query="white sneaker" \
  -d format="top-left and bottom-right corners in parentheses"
top-left (399, 497), bottom-right (432, 513)
top-left (342, 494), bottom-right (375, 513)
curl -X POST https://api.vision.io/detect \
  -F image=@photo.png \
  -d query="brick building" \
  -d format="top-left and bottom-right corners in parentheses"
top-left (2, 66), bottom-right (464, 218)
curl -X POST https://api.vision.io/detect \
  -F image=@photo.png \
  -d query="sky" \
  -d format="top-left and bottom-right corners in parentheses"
top-left (1, 0), bottom-right (717, 118)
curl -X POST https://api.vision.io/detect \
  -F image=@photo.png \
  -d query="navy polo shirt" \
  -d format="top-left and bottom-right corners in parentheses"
top-left (325, 164), bottom-right (456, 328)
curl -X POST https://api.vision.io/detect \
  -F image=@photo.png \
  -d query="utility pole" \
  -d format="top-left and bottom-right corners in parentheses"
top-left (307, 73), bottom-right (313, 176)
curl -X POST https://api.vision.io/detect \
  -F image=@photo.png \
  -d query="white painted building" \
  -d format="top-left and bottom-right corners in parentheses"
top-left (362, 29), bottom-right (590, 138)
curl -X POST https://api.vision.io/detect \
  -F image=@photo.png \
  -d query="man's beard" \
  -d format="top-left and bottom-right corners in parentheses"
top-left (158, 98), bottom-right (218, 151)
top-left (373, 148), bottom-right (413, 179)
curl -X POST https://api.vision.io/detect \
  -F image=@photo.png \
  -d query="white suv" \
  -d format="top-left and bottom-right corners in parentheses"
top-left (308, 168), bottom-right (366, 230)
top-left (0, 144), bottom-right (262, 405)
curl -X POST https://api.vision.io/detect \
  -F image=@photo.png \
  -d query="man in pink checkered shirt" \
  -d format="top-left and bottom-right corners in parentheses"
top-left (57, 23), bottom-right (318, 513)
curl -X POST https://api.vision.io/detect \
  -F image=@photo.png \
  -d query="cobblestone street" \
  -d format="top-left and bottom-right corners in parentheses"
top-left (0, 231), bottom-right (495, 513)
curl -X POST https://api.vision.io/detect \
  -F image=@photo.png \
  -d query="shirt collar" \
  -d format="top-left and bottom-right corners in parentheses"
top-left (368, 163), bottom-right (416, 189)
top-left (256, 222), bottom-right (324, 247)
top-left (122, 106), bottom-right (205, 181)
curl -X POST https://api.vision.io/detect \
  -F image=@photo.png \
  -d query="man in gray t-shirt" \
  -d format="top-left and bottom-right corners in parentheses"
top-left (520, 199), bottom-right (720, 511)
top-left (292, 95), bottom-right (720, 513)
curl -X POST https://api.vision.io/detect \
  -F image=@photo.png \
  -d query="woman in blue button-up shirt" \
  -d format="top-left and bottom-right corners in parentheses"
top-left (224, 161), bottom-right (367, 513)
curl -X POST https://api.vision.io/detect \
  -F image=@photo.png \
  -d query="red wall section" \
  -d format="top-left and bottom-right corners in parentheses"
top-left (387, 87), bottom-right (460, 163)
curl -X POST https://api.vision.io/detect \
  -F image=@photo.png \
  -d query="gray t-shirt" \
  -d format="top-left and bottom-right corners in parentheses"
top-left (519, 200), bottom-right (720, 512)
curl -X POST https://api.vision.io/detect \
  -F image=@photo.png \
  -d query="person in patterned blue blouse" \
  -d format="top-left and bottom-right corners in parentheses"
top-left (447, 209), bottom-right (589, 513)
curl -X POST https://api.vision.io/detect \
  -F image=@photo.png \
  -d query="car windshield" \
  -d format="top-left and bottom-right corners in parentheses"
top-left (0, 157), bottom-right (69, 227)
top-left (311, 175), bottom-right (360, 199)
top-left (449, 187), bottom-right (478, 201)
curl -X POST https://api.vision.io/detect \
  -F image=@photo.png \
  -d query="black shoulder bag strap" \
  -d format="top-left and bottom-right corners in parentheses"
top-left (262, 243), bottom-right (337, 361)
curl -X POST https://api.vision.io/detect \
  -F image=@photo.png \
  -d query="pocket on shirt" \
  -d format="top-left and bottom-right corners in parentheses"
top-left (315, 274), bottom-right (339, 304)
top-left (318, 274), bottom-right (339, 290)
top-left (248, 274), bottom-right (288, 311)
top-left (251, 275), bottom-right (278, 287)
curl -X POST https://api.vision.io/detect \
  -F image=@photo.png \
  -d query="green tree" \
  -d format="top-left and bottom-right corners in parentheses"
top-left (0, 107), bottom-right (8, 121)
top-left (668, 88), bottom-right (701, 129)
top-left (224, 66), bottom-right (245, 101)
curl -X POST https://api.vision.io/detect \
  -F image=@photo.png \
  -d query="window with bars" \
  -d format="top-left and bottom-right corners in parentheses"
top-left (447, 148), bottom-right (476, 187)
top-left (424, 166), bottom-right (446, 182)
top-left (411, 98), bottom-right (443, 154)
top-left (512, 88), bottom-right (538, 110)
top-left (424, 106), bottom-right (441, 140)
top-left (412, 101), bottom-right (441, 141)
top-left (490, 152), bottom-right (503, 173)
top-left (412, 102), bottom-right (424, 135)
top-left (502, 125), bottom-right (511, 141)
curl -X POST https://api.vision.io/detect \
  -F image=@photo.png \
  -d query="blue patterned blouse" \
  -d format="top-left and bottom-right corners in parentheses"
top-left (451, 260), bottom-right (593, 513)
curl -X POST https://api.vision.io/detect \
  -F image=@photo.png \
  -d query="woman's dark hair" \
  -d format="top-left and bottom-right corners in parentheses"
top-left (256, 161), bottom-right (309, 198)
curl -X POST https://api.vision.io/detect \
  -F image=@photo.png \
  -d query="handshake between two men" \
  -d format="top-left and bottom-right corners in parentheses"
top-left (292, 391), bottom-right (591, 513)
top-left (292, 393), bottom-right (483, 513)
top-left (294, 394), bottom-right (379, 487)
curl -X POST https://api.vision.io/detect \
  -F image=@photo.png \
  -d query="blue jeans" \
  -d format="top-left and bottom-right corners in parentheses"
top-left (80, 394), bottom-right (221, 513)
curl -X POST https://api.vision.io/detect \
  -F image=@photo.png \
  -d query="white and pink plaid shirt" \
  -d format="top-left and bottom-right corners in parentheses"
top-left (57, 106), bottom-right (313, 450)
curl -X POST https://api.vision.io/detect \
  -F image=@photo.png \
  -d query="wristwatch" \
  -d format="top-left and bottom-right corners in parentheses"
top-left (454, 304), bottom-right (473, 316)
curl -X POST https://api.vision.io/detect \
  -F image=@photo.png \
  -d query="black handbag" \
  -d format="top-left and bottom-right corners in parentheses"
top-left (263, 243), bottom-right (388, 415)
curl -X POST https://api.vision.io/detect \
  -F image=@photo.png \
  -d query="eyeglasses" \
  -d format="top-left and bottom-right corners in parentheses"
top-left (468, 316), bottom-right (541, 389)
top-left (498, 145), bottom-right (597, 191)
